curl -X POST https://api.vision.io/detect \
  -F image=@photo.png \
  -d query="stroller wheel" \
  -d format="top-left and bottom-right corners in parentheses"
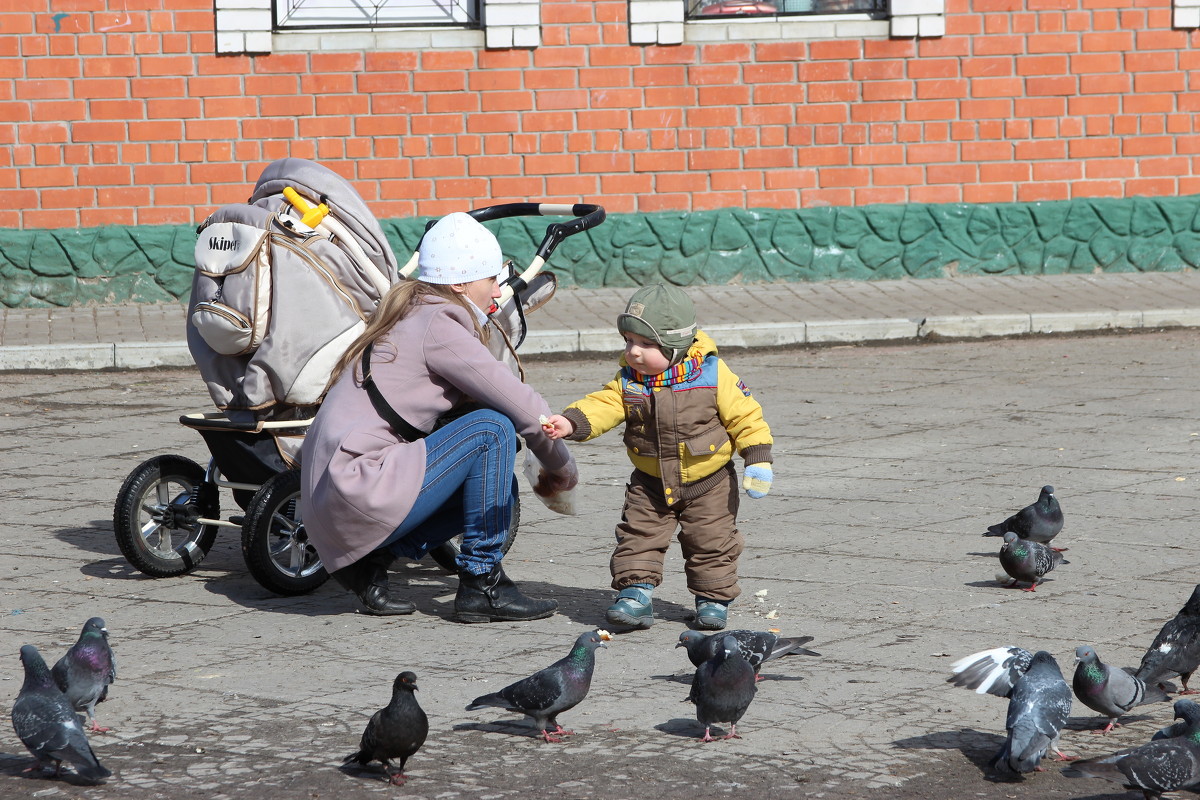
top-left (113, 454), bottom-right (220, 577)
top-left (241, 469), bottom-right (328, 596)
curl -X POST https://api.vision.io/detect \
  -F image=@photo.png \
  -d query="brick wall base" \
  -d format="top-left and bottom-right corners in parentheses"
top-left (2, 196), bottom-right (1198, 307)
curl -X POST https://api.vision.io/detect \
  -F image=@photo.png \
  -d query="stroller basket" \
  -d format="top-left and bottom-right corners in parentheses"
top-left (178, 412), bottom-right (311, 508)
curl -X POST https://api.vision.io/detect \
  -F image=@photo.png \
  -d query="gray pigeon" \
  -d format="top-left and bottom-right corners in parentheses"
top-left (982, 485), bottom-right (1064, 549)
top-left (1153, 699), bottom-right (1200, 741)
top-left (947, 646), bottom-right (1033, 698)
top-left (52, 617), bottom-right (116, 733)
top-left (676, 629), bottom-right (820, 678)
top-left (1073, 645), bottom-right (1168, 734)
top-left (989, 650), bottom-right (1075, 774)
top-left (687, 634), bottom-right (758, 742)
top-left (466, 630), bottom-right (608, 742)
top-left (998, 531), bottom-right (1067, 591)
top-left (11, 645), bottom-right (111, 784)
top-left (343, 671), bottom-right (428, 785)
top-left (1064, 700), bottom-right (1200, 799)
top-left (1135, 584), bottom-right (1200, 695)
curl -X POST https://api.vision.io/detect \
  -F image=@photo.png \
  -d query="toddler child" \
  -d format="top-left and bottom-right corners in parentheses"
top-left (543, 283), bottom-right (774, 630)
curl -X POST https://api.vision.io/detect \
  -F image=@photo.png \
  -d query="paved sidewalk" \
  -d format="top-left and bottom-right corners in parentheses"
top-left (4, 331), bottom-right (1200, 799)
top-left (2, 271), bottom-right (1200, 370)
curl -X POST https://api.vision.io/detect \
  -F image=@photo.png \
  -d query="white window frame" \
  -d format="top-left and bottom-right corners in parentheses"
top-left (214, 0), bottom-right (541, 54)
top-left (628, 0), bottom-right (943, 45)
top-left (275, 0), bottom-right (478, 29)
top-left (1176, 0), bottom-right (1200, 28)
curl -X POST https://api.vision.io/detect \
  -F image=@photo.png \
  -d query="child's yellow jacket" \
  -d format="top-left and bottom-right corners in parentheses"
top-left (561, 330), bottom-right (773, 505)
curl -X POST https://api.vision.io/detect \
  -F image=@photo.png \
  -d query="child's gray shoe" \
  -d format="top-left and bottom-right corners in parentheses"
top-left (694, 599), bottom-right (728, 630)
top-left (605, 587), bottom-right (654, 628)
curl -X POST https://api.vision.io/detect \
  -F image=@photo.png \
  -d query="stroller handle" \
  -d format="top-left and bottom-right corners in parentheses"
top-left (399, 203), bottom-right (607, 297)
top-left (467, 202), bottom-right (606, 262)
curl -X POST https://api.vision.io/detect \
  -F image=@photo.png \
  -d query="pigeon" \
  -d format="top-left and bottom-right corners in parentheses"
top-left (1064, 700), bottom-right (1200, 799)
top-left (1072, 645), bottom-right (1168, 734)
top-left (989, 650), bottom-right (1075, 774)
top-left (343, 671), bottom-right (428, 786)
top-left (982, 485), bottom-right (1064, 549)
top-left (998, 531), bottom-right (1067, 591)
top-left (466, 630), bottom-right (609, 742)
top-left (1135, 584), bottom-right (1200, 695)
top-left (1153, 699), bottom-right (1200, 741)
top-left (676, 629), bottom-right (820, 678)
top-left (947, 646), bottom-right (1033, 698)
top-left (52, 617), bottom-right (117, 733)
top-left (11, 645), bottom-right (111, 784)
top-left (687, 634), bottom-right (758, 742)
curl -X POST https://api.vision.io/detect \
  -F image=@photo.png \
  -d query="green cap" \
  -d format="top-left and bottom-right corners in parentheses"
top-left (617, 284), bottom-right (697, 357)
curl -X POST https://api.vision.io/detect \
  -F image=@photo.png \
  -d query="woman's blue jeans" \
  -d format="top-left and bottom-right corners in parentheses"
top-left (380, 408), bottom-right (516, 576)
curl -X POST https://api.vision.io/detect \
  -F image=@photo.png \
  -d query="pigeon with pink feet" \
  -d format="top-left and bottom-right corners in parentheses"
top-left (1072, 645), bottom-right (1168, 734)
top-left (51, 617), bottom-right (116, 734)
top-left (998, 532), bottom-right (1067, 591)
top-left (343, 671), bottom-right (427, 785)
top-left (688, 634), bottom-right (757, 742)
top-left (466, 630), bottom-right (609, 743)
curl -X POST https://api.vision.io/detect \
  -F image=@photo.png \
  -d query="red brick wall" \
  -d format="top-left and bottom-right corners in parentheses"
top-left (4, 0), bottom-right (1200, 229)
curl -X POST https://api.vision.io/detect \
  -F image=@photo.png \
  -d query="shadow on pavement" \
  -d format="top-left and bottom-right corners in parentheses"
top-left (650, 671), bottom-right (694, 685)
top-left (60, 519), bottom-right (248, 578)
top-left (653, 717), bottom-right (704, 738)
top-left (0, 752), bottom-right (106, 787)
top-left (892, 727), bottom-right (1004, 777)
top-left (1063, 711), bottom-right (1159, 733)
top-left (511, 580), bottom-right (693, 629)
top-left (335, 762), bottom-right (392, 786)
top-left (961, 578), bottom-right (1065, 591)
top-left (451, 719), bottom-right (544, 739)
top-left (53, 520), bottom-right (126, 558)
top-left (56, 520), bottom-right (698, 629)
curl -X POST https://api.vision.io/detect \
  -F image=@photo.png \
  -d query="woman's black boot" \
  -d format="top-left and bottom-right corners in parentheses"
top-left (330, 556), bottom-right (416, 616)
top-left (453, 563), bottom-right (557, 623)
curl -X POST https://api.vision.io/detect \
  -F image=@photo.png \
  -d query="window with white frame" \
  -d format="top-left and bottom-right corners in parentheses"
top-left (628, 0), bottom-right (943, 46)
top-left (685, 0), bottom-right (885, 21)
top-left (274, 0), bottom-right (480, 30)
top-left (215, 0), bottom-right (539, 54)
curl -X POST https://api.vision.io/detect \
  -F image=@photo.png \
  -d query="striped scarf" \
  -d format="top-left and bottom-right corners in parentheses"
top-left (635, 354), bottom-right (703, 387)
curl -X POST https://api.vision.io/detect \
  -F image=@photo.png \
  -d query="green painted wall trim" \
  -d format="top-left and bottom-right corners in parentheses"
top-left (3, 196), bottom-right (1200, 307)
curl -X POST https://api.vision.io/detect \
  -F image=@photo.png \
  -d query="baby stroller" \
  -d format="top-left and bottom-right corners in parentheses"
top-left (112, 158), bottom-right (605, 596)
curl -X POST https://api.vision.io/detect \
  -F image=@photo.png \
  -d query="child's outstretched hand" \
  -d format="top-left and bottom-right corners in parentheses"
top-left (743, 463), bottom-right (773, 499)
top-left (540, 414), bottom-right (574, 440)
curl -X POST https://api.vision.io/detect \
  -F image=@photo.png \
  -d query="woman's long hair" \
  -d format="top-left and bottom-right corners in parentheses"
top-left (328, 279), bottom-right (487, 387)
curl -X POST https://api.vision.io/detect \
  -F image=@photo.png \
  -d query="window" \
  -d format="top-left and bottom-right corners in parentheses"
top-left (685, 0), bottom-right (886, 21)
top-left (215, 0), bottom-right (538, 54)
top-left (628, 0), bottom-right (943, 46)
top-left (274, 0), bottom-right (480, 30)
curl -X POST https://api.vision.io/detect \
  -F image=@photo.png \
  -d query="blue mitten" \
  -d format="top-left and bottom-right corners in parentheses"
top-left (742, 463), bottom-right (772, 499)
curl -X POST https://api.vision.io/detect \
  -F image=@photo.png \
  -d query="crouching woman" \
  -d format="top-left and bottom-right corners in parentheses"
top-left (300, 212), bottom-right (577, 623)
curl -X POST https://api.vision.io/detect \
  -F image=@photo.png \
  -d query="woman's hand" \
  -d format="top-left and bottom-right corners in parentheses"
top-left (540, 414), bottom-right (574, 440)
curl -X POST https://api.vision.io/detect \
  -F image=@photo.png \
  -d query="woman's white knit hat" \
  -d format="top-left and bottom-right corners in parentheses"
top-left (416, 212), bottom-right (504, 285)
